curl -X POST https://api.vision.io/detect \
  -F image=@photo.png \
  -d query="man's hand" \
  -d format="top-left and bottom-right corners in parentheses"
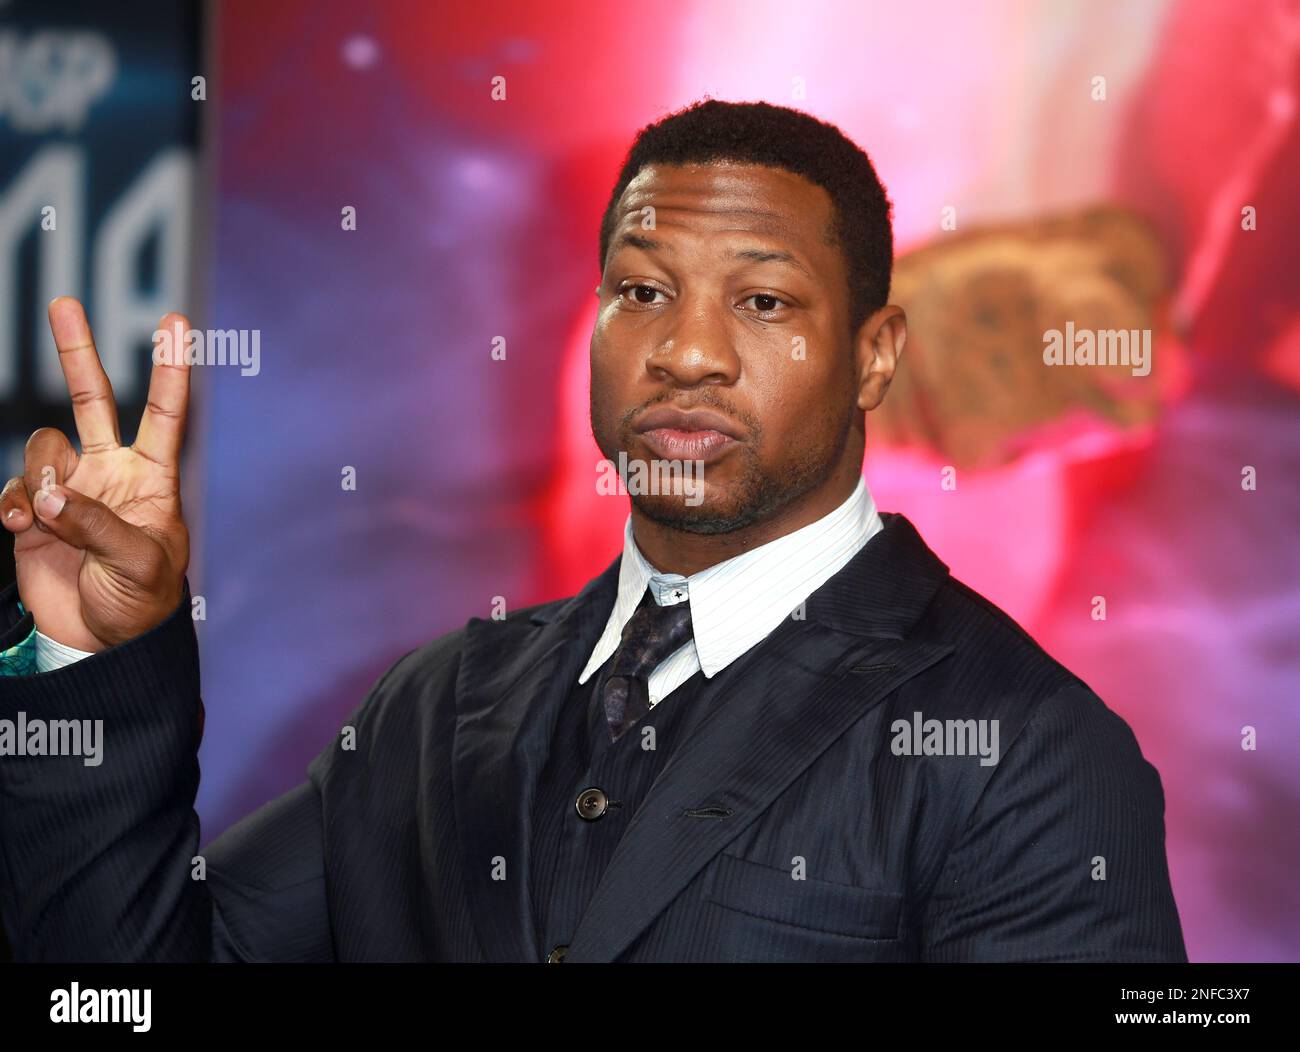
top-left (0, 297), bottom-right (192, 651)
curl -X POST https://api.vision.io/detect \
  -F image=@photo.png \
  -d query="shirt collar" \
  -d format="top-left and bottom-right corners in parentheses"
top-left (582, 475), bottom-right (880, 682)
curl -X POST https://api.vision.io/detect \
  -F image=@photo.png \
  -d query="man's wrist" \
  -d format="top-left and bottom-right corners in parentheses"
top-left (34, 630), bottom-right (97, 672)
top-left (0, 595), bottom-right (103, 675)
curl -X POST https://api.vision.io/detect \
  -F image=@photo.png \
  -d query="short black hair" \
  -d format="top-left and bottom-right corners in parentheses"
top-left (598, 99), bottom-right (894, 335)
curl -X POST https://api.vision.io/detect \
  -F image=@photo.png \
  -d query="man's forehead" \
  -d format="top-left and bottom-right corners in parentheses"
top-left (614, 162), bottom-right (830, 237)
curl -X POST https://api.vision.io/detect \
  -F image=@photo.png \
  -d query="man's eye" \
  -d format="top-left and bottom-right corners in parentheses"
top-left (742, 293), bottom-right (787, 314)
top-left (621, 284), bottom-right (667, 305)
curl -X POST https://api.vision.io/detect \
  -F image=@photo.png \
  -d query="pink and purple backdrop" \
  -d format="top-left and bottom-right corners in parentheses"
top-left (186, 0), bottom-right (1300, 962)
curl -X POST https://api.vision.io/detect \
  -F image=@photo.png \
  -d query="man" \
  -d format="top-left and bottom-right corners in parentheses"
top-left (0, 100), bottom-right (1186, 962)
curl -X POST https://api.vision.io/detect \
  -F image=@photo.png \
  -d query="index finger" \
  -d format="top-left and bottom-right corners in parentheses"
top-left (133, 311), bottom-right (193, 469)
top-left (48, 296), bottom-right (121, 453)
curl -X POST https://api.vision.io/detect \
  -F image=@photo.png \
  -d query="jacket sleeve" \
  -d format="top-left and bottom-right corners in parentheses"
top-left (919, 680), bottom-right (1188, 962)
top-left (0, 578), bottom-right (332, 962)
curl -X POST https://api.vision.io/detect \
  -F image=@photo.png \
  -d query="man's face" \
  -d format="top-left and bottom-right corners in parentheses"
top-left (590, 161), bottom-right (860, 534)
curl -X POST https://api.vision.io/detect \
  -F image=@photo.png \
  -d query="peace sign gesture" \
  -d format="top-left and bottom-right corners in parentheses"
top-left (1, 297), bottom-right (192, 651)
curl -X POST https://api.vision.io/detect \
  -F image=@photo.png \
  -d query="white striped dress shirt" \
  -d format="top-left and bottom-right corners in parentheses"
top-left (577, 474), bottom-right (883, 707)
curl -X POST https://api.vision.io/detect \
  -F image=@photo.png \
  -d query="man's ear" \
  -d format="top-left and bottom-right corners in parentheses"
top-left (854, 305), bottom-right (907, 411)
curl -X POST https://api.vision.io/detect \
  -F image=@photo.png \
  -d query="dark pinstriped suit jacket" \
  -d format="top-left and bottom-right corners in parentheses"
top-left (0, 512), bottom-right (1187, 962)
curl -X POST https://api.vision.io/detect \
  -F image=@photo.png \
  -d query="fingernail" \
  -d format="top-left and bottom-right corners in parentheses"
top-left (34, 488), bottom-right (66, 518)
top-left (4, 507), bottom-right (20, 522)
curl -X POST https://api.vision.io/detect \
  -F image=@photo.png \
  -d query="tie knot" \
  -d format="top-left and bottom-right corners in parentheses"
top-left (610, 588), bottom-right (694, 680)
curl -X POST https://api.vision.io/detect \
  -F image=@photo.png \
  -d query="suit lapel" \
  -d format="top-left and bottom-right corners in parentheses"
top-left (452, 555), bottom-right (620, 962)
top-left (563, 512), bottom-right (956, 962)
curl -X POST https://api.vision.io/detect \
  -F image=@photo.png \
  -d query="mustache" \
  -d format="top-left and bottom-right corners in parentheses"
top-left (618, 392), bottom-right (761, 439)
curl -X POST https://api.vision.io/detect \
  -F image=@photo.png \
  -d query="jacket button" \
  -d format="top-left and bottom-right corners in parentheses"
top-left (575, 787), bottom-right (608, 821)
top-left (546, 945), bottom-right (568, 963)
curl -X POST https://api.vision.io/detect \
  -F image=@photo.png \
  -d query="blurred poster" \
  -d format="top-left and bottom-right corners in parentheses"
top-left (0, 0), bottom-right (202, 586)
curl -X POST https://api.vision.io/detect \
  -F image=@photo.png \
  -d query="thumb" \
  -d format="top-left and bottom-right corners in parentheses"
top-left (33, 484), bottom-right (156, 576)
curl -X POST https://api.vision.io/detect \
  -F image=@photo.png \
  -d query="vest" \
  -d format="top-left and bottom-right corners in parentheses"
top-left (529, 652), bottom-right (716, 957)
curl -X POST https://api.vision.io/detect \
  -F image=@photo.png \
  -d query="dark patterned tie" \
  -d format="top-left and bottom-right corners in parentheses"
top-left (600, 587), bottom-right (694, 743)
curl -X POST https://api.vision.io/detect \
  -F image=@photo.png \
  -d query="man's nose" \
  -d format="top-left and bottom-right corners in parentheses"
top-left (645, 302), bottom-right (740, 388)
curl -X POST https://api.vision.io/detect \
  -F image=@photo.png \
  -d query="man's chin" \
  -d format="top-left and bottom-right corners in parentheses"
top-left (629, 492), bottom-right (765, 535)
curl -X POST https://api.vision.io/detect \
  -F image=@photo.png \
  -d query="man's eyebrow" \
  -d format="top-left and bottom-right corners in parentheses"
top-left (730, 247), bottom-right (810, 276)
top-left (610, 232), bottom-right (664, 254)
top-left (609, 234), bottom-right (811, 277)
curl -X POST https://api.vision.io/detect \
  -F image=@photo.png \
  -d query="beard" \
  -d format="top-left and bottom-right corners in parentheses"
top-left (592, 389), bottom-right (855, 536)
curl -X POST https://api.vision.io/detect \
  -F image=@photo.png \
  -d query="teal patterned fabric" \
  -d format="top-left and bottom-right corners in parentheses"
top-left (0, 600), bottom-right (38, 677)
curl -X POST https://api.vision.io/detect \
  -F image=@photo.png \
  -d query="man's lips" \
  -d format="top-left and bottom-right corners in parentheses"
top-left (638, 427), bottom-right (736, 462)
top-left (632, 406), bottom-right (744, 464)
top-left (633, 405), bottom-right (743, 438)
